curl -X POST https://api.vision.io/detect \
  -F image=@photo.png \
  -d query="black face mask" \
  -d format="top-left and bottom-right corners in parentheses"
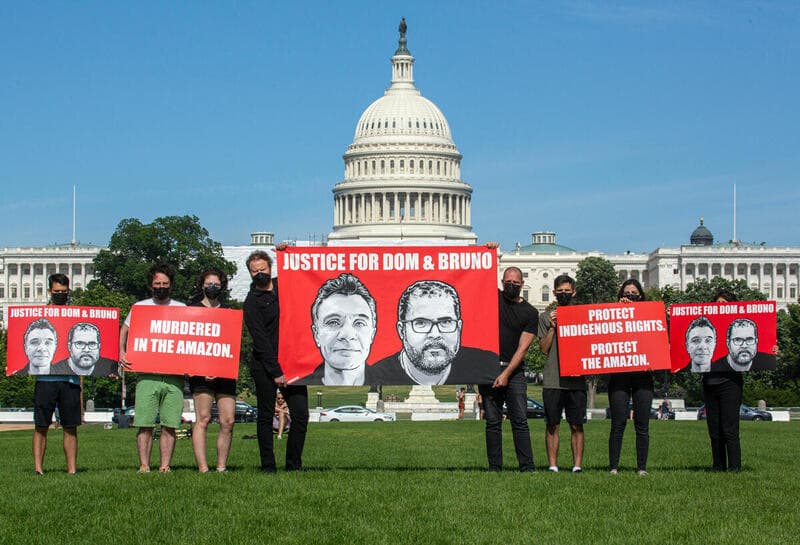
top-left (51, 292), bottom-right (69, 306)
top-left (152, 287), bottom-right (171, 301)
top-left (253, 272), bottom-right (271, 288)
top-left (203, 285), bottom-right (222, 300)
top-left (623, 293), bottom-right (641, 302)
top-left (555, 292), bottom-right (573, 306)
top-left (502, 282), bottom-right (521, 300)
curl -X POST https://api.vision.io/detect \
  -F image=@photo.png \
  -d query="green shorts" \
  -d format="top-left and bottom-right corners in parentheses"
top-left (133, 374), bottom-right (185, 428)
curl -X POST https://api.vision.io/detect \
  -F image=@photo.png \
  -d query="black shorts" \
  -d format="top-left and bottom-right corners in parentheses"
top-left (543, 388), bottom-right (587, 426)
top-left (34, 381), bottom-right (82, 428)
top-left (188, 376), bottom-right (237, 397)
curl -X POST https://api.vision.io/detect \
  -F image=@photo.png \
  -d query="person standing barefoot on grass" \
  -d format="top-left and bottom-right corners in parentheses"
top-left (188, 268), bottom-right (236, 473)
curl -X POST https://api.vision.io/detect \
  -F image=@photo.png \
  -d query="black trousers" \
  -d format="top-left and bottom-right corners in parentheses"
top-left (608, 372), bottom-right (653, 471)
top-left (702, 378), bottom-right (742, 471)
top-left (251, 366), bottom-right (309, 471)
top-left (479, 372), bottom-right (534, 471)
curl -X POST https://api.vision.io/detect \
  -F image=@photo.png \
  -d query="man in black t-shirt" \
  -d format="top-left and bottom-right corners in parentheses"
top-left (478, 266), bottom-right (538, 472)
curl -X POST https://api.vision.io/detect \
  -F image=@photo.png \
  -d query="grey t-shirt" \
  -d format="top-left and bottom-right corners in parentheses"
top-left (538, 310), bottom-right (586, 391)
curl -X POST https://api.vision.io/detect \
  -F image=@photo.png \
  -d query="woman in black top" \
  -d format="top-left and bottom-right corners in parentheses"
top-left (702, 290), bottom-right (743, 471)
top-left (608, 279), bottom-right (654, 476)
top-left (188, 267), bottom-right (237, 473)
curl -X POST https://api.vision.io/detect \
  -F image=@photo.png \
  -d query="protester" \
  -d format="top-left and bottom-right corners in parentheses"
top-left (242, 249), bottom-right (309, 472)
top-left (702, 290), bottom-right (743, 471)
top-left (119, 264), bottom-right (186, 473)
top-left (607, 279), bottom-right (654, 476)
top-left (538, 274), bottom-right (586, 473)
top-left (188, 268), bottom-right (236, 473)
top-left (456, 387), bottom-right (465, 420)
top-left (274, 391), bottom-right (290, 439)
top-left (32, 274), bottom-right (80, 475)
top-left (478, 266), bottom-right (537, 472)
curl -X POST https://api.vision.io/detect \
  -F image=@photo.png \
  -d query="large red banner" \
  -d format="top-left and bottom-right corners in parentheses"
top-left (555, 302), bottom-right (671, 376)
top-left (277, 246), bottom-right (500, 385)
top-left (669, 301), bottom-right (777, 373)
top-left (6, 305), bottom-right (120, 376)
top-left (125, 306), bottom-right (242, 379)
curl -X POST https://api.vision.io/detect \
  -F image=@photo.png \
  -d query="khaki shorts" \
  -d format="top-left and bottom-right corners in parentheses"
top-left (133, 374), bottom-right (184, 428)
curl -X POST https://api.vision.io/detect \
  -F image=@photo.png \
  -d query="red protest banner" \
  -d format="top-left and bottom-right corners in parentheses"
top-left (6, 305), bottom-right (120, 376)
top-left (555, 301), bottom-right (670, 376)
top-left (669, 301), bottom-right (777, 373)
top-left (277, 246), bottom-right (500, 385)
top-left (125, 306), bottom-right (242, 379)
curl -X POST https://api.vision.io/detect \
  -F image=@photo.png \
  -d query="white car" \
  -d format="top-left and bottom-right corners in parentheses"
top-left (318, 406), bottom-right (396, 422)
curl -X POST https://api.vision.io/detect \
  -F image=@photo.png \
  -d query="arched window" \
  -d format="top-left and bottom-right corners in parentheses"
top-left (390, 160), bottom-right (395, 173)
top-left (410, 159), bottom-right (415, 172)
top-left (381, 160), bottom-right (385, 174)
top-left (399, 159), bottom-right (404, 172)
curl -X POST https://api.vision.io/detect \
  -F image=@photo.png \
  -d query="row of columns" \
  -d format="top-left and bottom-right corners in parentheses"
top-left (334, 191), bottom-right (471, 227)
top-left (681, 261), bottom-right (799, 297)
top-left (1, 261), bottom-right (93, 301)
top-left (345, 157), bottom-right (460, 180)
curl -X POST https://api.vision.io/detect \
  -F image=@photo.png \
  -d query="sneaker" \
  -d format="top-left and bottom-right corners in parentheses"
top-left (548, 466), bottom-right (559, 473)
top-left (216, 467), bottom-right (228, 473)
top-left (610, 469), bottom-right (618, 475)
top-left (638, 470), bottom-right (648, 476)
top-left (572, 466), bottom-right (582, 473)
top-left (34, 470), bottom-right (44, 476)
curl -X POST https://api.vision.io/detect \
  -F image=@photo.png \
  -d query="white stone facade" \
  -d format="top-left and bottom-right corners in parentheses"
top-left (0, 244), bottom-right (101, 326)
top-left (499, 231), bottom-right (800, 311)
top-left (328, 26), bottom-right (476, 244)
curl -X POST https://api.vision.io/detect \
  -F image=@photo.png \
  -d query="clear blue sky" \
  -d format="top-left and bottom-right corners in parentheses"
top-left (1, 1), bottom-right (797, 253)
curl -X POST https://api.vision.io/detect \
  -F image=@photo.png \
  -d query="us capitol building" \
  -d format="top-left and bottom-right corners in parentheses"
top-left (2, 21), bottom-right (798, 322)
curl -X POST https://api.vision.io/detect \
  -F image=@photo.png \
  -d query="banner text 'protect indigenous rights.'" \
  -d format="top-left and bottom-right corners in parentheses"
top-left (278, 246), bottom-right (500, 385)
top-left (555, 302), bottom-right (670, 376)
top-left (126, 306), bottom-right (242, 379)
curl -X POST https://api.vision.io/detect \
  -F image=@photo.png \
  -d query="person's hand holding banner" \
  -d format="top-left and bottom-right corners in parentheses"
top-left (555, 301), bottom-right (671, 376)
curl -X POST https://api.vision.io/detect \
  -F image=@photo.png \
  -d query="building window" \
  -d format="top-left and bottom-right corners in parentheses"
top-left (0, 286), bottom-right (4, 298)
top-left (390, 160), bottom-right (395, 173)
top-left (399, 159), bottom-right (404, 172)
top-left (791, 287), bottom-right (797, 299)
top-left (23, 286), bottom-right (31, 299)
top-left (409, 160), bottom-right (415, 172)
top-left (541, 287), bottom-right (549, 302)
top-left (11, 286), bottom-right (17, 298)
top-left (777, 287), bottom-right (784, 298)
top-left (522, 272), bottom-right (528, 278)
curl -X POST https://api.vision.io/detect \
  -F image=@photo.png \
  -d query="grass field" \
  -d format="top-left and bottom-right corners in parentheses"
top-left (1, 420), bottom-right (796, 545)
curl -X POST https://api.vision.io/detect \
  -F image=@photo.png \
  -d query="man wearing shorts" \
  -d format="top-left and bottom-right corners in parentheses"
top-left (119, 264), bottom-right (185, 473)
top-left (32, 274), bottom-right (80, 475)
top-left (538, 274), bottom-right (587, 473)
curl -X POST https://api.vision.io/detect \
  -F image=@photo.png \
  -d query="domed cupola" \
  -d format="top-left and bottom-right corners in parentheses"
top-left (690, 218), bottom-right (714, 246)
top-left (328, 18), bottom-right (477, 244)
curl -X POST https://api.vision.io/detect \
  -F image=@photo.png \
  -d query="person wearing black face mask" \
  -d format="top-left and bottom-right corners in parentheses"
top-left (242, 249), bottom-right (309, 473)
top-left (31, 273), bottom-right (82, 475)
top-left (477, 266), bottom-right (538, 472)
top-left (607, 278), bottom-right (654, 476)
top-left (119, 263), bottom-right (186, 473)
top-left (187, 268), bottom-right (237, 473)
top-left (538, 274), bottom-right (587, 473)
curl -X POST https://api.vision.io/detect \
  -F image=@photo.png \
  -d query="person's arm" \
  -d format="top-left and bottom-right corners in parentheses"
top-left (493, 331), bottom-right (536, 388)
top-left (539, 310), bottom-right (556, 355)
top-left (243, 299), bottom-right (284, 381)
top-left (119, 323), bottom-right (130, 368)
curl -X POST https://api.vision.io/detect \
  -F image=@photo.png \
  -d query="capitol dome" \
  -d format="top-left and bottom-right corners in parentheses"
top-left (328, 19), bottom-right (477, 244)
top-left (690, 218), bottom-right (714, 246)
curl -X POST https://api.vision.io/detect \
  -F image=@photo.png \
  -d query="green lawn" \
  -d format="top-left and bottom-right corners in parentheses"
top-left (1, 420), bottom-right (796, 545)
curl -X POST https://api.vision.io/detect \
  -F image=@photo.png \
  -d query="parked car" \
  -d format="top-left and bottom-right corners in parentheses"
top-left (318, 406), bottom-right (396, 422)
top-left (697, 404), bottom-right (772, 421)
top-left (210, 401), bottom-right (258, 423)
top-left (501, 398), bottom-right (546, 419)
